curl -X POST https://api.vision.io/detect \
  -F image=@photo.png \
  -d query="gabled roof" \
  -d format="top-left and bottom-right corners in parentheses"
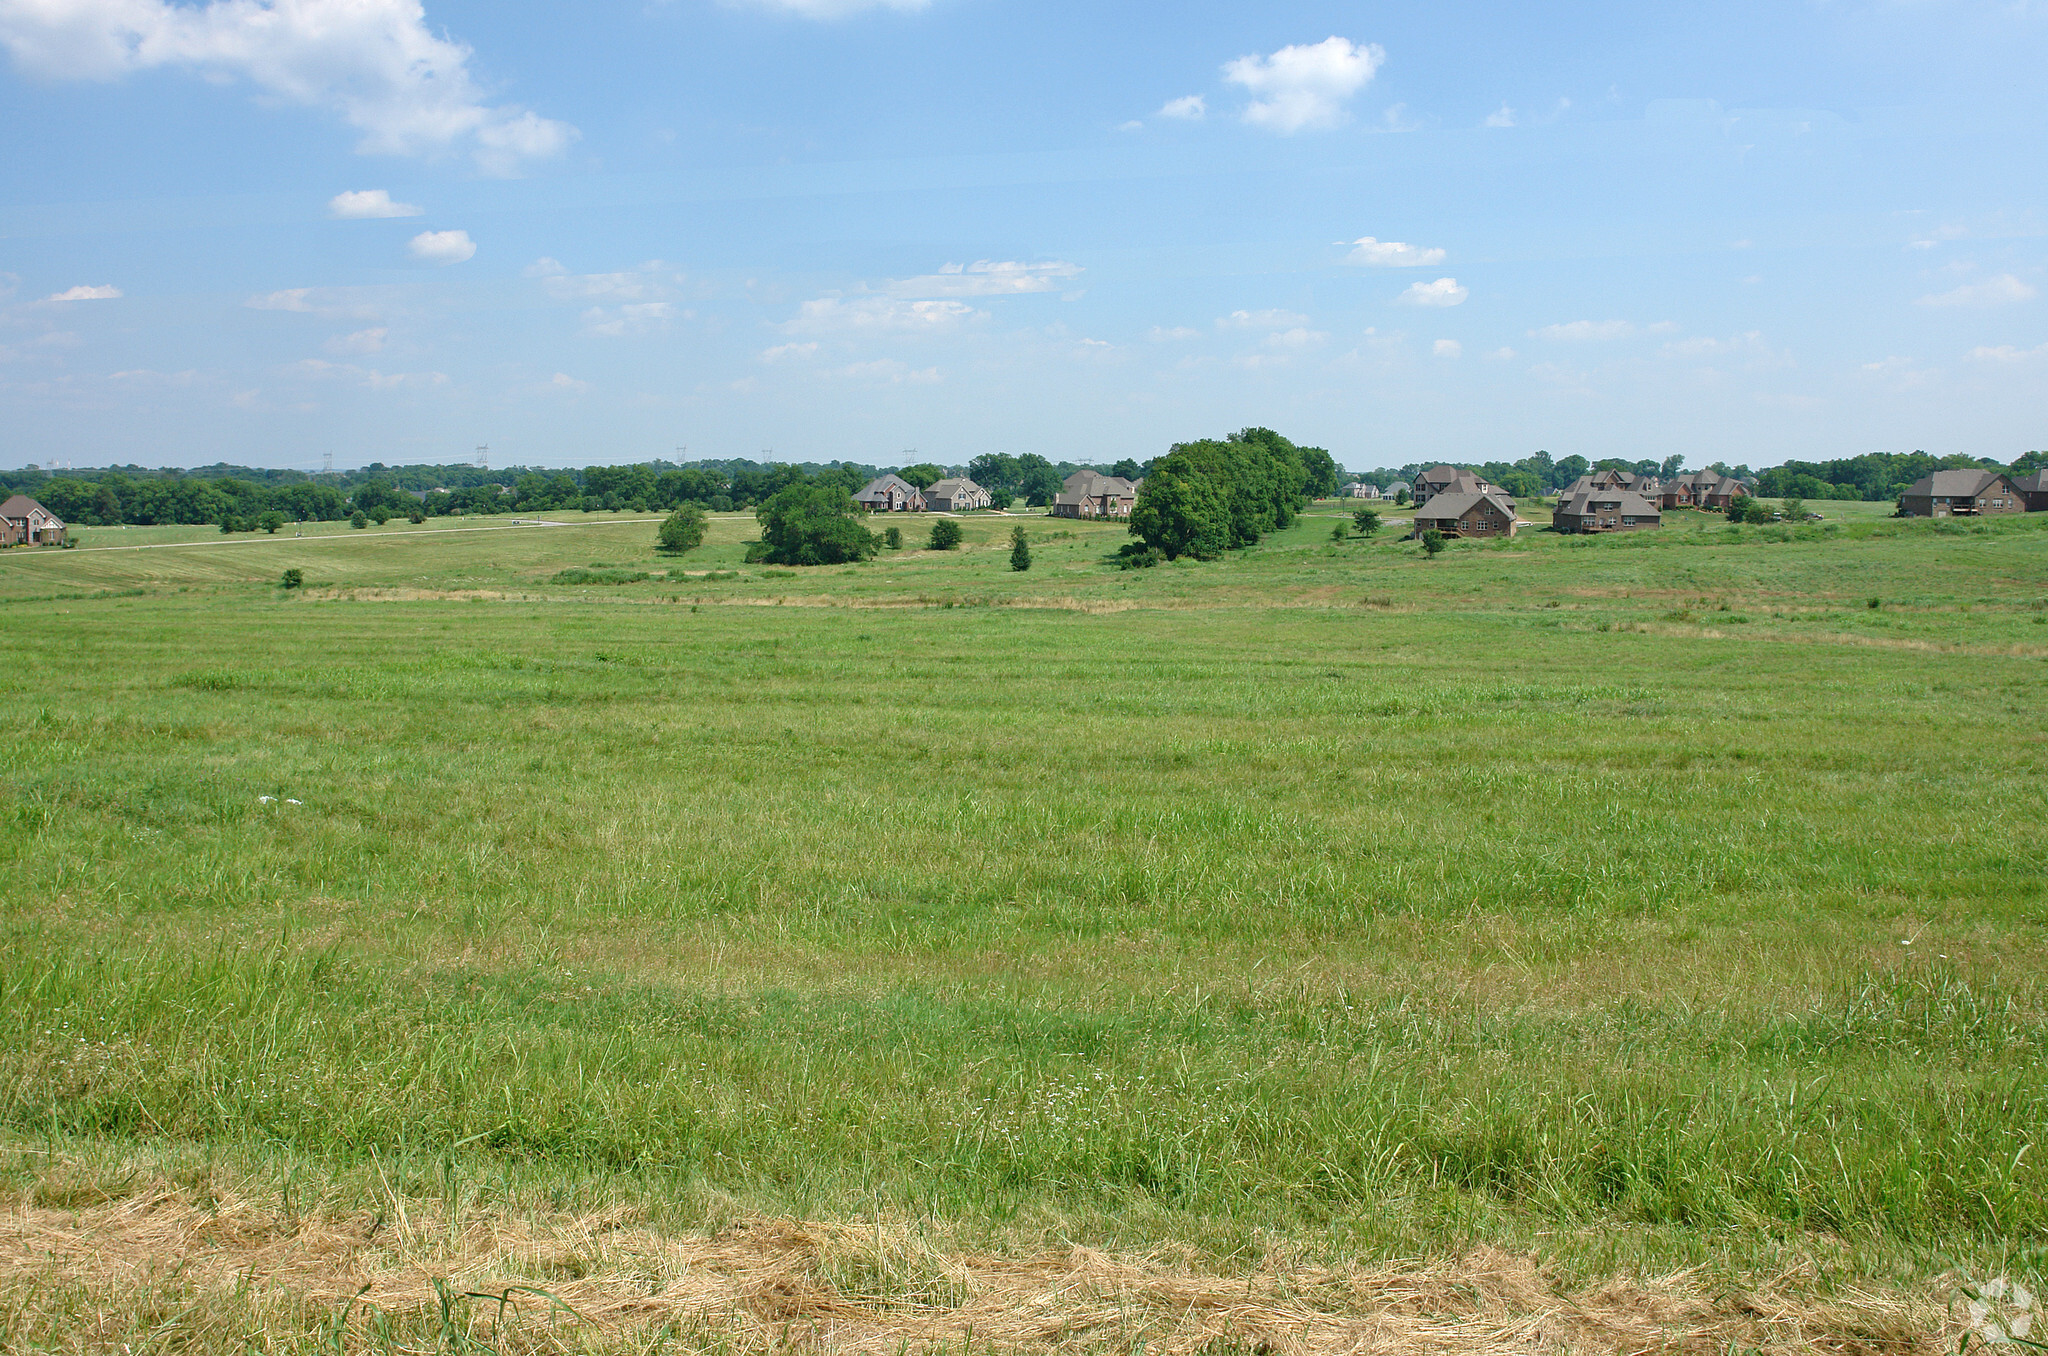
top-left (2014, 470), bottom-right (2048, 493)
top-left (1055, 472), bottom-right (1135, 504)
top-left (1415, 491), bottom-right (1515, 521)
top-left (924, 477), bottom-right (983, 497)
top-left (1906, 469), bottom-right (2011, 498)
top-left (1, 494), bottom-right (54, 520)
top-left (855, 474), bottom-right (920, 500)
top-left (1557, 488), bottom-right (1659, 516)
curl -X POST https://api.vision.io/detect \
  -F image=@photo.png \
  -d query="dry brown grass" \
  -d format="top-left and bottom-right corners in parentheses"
top-left (0, 1174), bottom-right (1948, 1355)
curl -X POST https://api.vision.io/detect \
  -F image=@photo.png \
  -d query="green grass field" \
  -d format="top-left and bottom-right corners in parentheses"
top-left (2, 501), bottom-right (2044, 1353)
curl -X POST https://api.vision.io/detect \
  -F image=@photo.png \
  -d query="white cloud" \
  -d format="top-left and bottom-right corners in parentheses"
top-left (1483, 104), bottom-right (1515, 128)
top-left (581, 302), bottom-right (677, 338)
top-left (1158, 94), bottom-right (1205, 120)
top-left (722, 0), bottom-right (929, 15)
top-left (328, 189), bottom-right (420, 219)
top-left (1433, 338), bottom-right (1462, 357)
top-left (0, 0), bottom-right (576, 173)
top-left (1222, 308), bottom-right (1310, 328)
top-left (1533, 319), bottom-right (1637, 340)
top-left (1485, 346), bottom-right (1516, 360)
top-left (760, 341), bottom-right (818, 362)
top-left (1346, 236), bottom-right (1445, 267)
top-left (1117, 119), bottom-right (1143, 132)
top-left (886, 259), bottom-right (1081, 298)
top-left (44, 284), bottom-right (121, 301)
top-left (1147, 325), bottom-right (1201, 341)
top-left (1263, 326), bottom-right (1327, 350)
top-left (785, 296), bottom-right (978, 333)
top-left (407, 229), bottom-right (475, 265)
top-left (1663, 331), bottom-right (1769, 358)
top-left (1396, 278), bottom-right (1467, 307)
top-left (539, 372), bottom-right (587, 394)
top-left (291, 357), bottom-right (445, 388)
top-left (325, 327), bottom-right (387, 355)
top-left (1223, 36), bottom-right (1384, 134)
top-left (1918, 274), bottom-right (2037, 308)
top-left (1968, 342), bottom-right (2048, 362)
top-left (244, 287), bottom-right (381, 319)
top-left (532, 262), bottom-right (679, 302)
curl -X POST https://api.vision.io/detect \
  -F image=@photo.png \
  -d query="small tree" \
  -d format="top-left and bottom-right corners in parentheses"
top-left (1725, 494), bottom-right (1750, 523)
top-left (1780, 497), bottom-right (1804, 523)
top-left (259, 511), bottom-right (285, 534)
top-left (219, 513), bottom-right (238, 534)
top-left (1009, 524), bottom-right (1031, 571)
top-left (883, 526), bottom-right (901, 550)
top-left (927, 518), bottom-right (963, 551)
top-left (1330, 521), bottom-right (1347, 541)
top-left (408, 508), bottom-right (425, 525)
top-left (369, 506), bottom-right (391, 526)
top-left (350, 510), bottom-right (368, 529)
top-left (1395, 488), bottom-right (1410, 505)
top-left (281, 568), bottom-right (303, 589)
top-left (657, 503), bottom-right (708, 554)
top-left (1421, 528), bottom-right (1447, 558)
top-left (1743, 496), bottom-right (1771, 525)
top-left (1353, 508), bottom-right (1381, 537)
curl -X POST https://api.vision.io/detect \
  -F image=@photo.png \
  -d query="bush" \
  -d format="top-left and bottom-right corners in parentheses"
top-left (219, 515), bottom-right (238, 534)
top-left (754, 483), bottom-right (880, 566)
top-left (927, 518), bottom-right (963, 551)
top-left (258, 512), bottom-right (285, 534)
top-left (280, 568), bottom-right (304, 589)
top-left (1353, 508), bottom-right (1381, 537)
top-left (657, 503), bottom-right (708, 554)
top-left (1111, 542), bottom-right (1164, 570)
top-left (1009, 524), bottom-right (1031, 571)
top-left (1421, 529), bottom-right (1447, 558)
top-left (1330, 522), bottom-right (1347, 541)
top-left (370, 506), bottom-right (392, 526)
top-left (883, 526), bottom-right (901, 550)
top-left (408, 508), bottom-right (425, 525)
top-left (350, 510), bottom-right (368, 529)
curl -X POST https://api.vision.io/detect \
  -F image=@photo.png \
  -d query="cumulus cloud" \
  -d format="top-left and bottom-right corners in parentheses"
top-left (291, 357), bottom-right (445, 388)
top-left (887, 259), bottom-right (1081, 298)
top-left (760, 341), bottom-right (818, 362)
top-left (1261, 327), bottom-right (1326, 350)
top-left (1918, 274), bottom-right (2037, 307)
top-left (582, 302), bottom-right (676, 338)
top-left (407, 229), bottom-right (475, 265)
top-left (1223, 36), bottom-right (1383, 133)
top-left (786, 296), bottom-right (978, 334)
top-left (530, 261), bottom-right (679, 302)
top-left (837, 358), bottom-right (940, 384)
top-left (1222, 308), bottom-right (1311, 328)
top-left (244, 286), bottom-right (381, 318)
top-left (1147, 325), bottom-right (1201, 341)
top-left (1968, 342), bottom-right (2048, 361)
top-left (1483, 105), bottom-right (1515, 128)
top-left (1433, 339), bottom-right (1462, 357)
top-left (538, 372), bottom-right (587, 394)
top-left (0, 0), bottom-right (575, 173)
top-left (1396, 278), bottom-right (1467, 307)
top-left (1158, 94), bottom-right (1205, 120)
top-left (325, 326), bottom-right (387, 355)
top-left (44, 283), bottom-right (121, 301)
top-left (1533, 319), bottom-right (1639, 340)
top-left (328, 188), bottom-right (420, 219)
top-left (1347, 236), bottom-right (1445, 267)
top-left (1485, 346), bottom-right (1516, 360)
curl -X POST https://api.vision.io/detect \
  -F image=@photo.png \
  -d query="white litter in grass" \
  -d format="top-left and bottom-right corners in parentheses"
top-left (258, 796), bottom-right (277, 804)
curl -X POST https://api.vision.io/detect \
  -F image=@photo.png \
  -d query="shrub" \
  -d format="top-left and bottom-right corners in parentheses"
top-left (408, 509), bottom-right (425, 525)
top-left (927, 519), bottom-right (963, 551)
top-left (219, 515), bottom-right (238, 534)
top-left (1111, 542), bottom-right (1164, 570)
top-left (657, 503), bottom-right (708, 554)
top-left (1353, 508), bottom-right (1381, 537)
top-left (280, 568), bottom-right (303, 589)
top-left (370, 506), bottom-right (392, 526)
top-left (350, 510), bottom-right (368, 529)
top-left (883, 526), bottom-right (901, 550)
top-left (259, 512), bottom-right (285, 534)
top-left (1330, 522), bottom-right (1347, 541)
top-left (1421, 529), bottom-right (1447, 558)
top-left (1009, 524), bottom-right (1031, 572)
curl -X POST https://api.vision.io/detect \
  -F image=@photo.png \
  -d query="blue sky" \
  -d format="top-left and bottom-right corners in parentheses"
top-left (1, 0), bottom-right (2043, 474)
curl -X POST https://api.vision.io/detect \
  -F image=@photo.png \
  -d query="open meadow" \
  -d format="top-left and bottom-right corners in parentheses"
top-left (2, 501), bottom-right (2045, 1354)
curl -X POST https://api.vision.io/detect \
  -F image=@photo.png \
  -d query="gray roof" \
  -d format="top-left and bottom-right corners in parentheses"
top-left (855, 474), bottom-right (920, 500)
top-left (1055, 472), bottom-right (1136, 504)
top-left (924, 477), bottom-right (983, 497)
top-left (1414, 491), bottom-right (1515, 521)
top-left (1906, 469), bottom-right (2011, 498)
top-left (1556, 488), bottom-right (1660, 517)
top-left (2014, 470), bottom-right (2048, 493)
top-left (1384, 480), bottom-right (1411, 493)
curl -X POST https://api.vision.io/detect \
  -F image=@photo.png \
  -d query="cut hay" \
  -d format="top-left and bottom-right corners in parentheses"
top-left (0, 1176), bottom-right (1948, 1354)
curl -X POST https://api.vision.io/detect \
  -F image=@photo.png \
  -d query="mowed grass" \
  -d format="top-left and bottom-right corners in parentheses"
top-left (2, 503), bottom-right (2046, 1346)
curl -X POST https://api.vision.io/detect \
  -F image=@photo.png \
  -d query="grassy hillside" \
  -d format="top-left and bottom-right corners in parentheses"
top-left (1, 502), bottom-right (2044, 1352)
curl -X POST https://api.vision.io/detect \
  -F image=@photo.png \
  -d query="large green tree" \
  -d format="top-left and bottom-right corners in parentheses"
top-left (1127, 462), bottom-right (1230, 560)
top-left (897, 463), bottom-right (947, 490)
top-left (753, 483), bottom-right (879, 565)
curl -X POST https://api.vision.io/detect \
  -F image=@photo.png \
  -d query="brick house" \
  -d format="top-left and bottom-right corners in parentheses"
top-left (1411, 490), bottom-right (1518, 540)
top-left (0, 494), bottom-right (67, 546)
top-left (1553, 487), bottom-right (1662, 533)
top-left (854, 474), bottom-right (926, 513)
top-left (923, 477), bottom-right (991, 512)
top-left (2012, 470), bottom-right (2048, 512)
top-left (1898, 470), bottom-right (2026, 518)
top-left (1659, 471), bottom-right (1746, 510)
top-left (1345, 482), bottom-right (1381, 499)
top-left (1051, 471), bottom-right (1140, 519)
